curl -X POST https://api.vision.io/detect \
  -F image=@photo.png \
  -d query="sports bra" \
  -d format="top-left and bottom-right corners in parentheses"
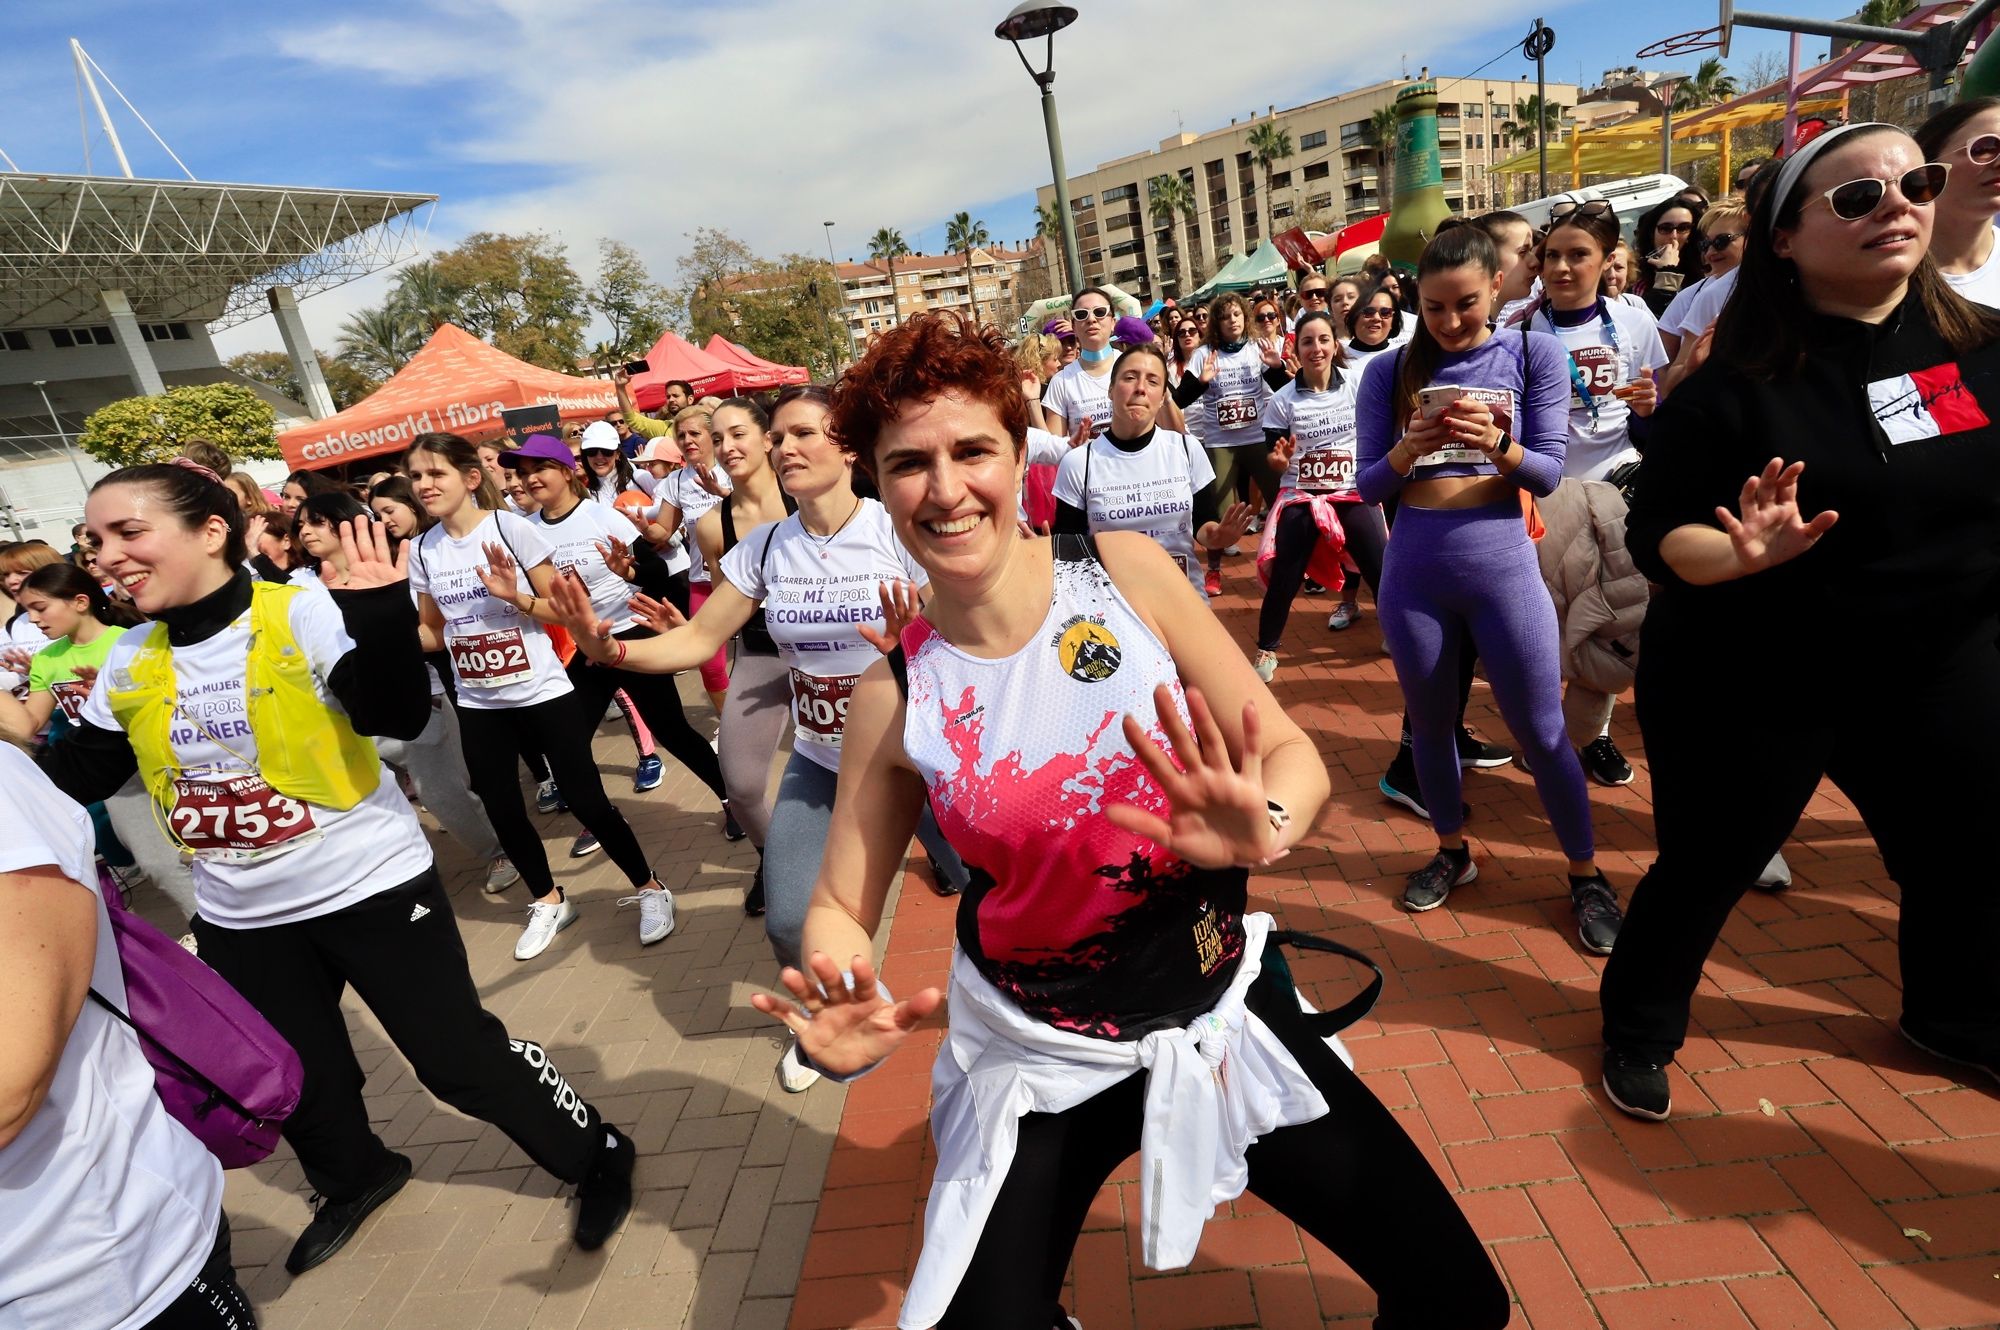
top-left (890, 533), bottom-right (1246, 1040)
top-left (719, 491), bottom-right (796, 656)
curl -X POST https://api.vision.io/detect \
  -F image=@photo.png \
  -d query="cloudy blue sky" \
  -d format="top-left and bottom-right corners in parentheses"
top-left (3, 0), bottom-right (1873, 357)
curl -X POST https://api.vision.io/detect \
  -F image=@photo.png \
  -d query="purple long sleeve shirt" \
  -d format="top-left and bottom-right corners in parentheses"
top-left (1354, 328), bottom-right (1572, 505)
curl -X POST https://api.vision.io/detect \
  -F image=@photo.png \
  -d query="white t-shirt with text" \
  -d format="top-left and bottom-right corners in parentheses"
top-left (409, 510), bottom-right (573, 710)
top-left (1053, 428), bottom-right (1215, 591)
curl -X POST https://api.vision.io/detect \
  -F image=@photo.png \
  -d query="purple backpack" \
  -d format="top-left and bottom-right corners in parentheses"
top-left (88, 873), bottom-right (304, 1169)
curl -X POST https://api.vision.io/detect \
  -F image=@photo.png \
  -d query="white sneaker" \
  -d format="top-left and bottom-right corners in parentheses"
top-left (618, 885), bottom-right (676, 945)
top-left (1329, 602), bottom-right (1359, 631)
top-left (778, 1039), bottom-right (822, 1093)
top-left (484, 854), bottom-right (521, 895)
top-left (1253, 649), bottom-right (1278, 683)
top-left (514, 897), bottom-right (577, 960)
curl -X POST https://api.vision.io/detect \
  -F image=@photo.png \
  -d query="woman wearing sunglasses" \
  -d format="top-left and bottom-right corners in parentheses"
top-left (1915, 97), bottom-right (2000, 307)
top-left (1657, 198), bottom-right (1748, 358)
top-left (1632, 198), bottom-right (1707, 318)
top-left (1041, 287), bottom-right (1120, 442)
top-left (1600, 123), bottom-right (2000, 1120)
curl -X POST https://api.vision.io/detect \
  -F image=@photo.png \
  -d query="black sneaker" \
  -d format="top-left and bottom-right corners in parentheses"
top-left (573, 1125), bottom-right (636, 1251)
top-left (1580, 735), bottom-right (1635, 787)
top-left (570, 831), bottom-right (601, 858)
top-left (1303, 578), bottom-right (1325, 595)
top-left (722, 803), bottom-right (746, 842)
top-left (1571, 876), bottom-right (1623, 954)
top-left (1899, 1019), bottom-right (2000, 1088)
top-left (744, 856), bottom-right (766, 917)
top-left (286, 1152), bottom-right (412, 1275)
top-left (535, 778), bottom-right (563, 814)
top-left (1457, 726), bottom-right (1514, 768)
top-left (1603, 1049), bottom-right (1671, 1120)
top-left (1379, 749), bottom-right (1469, 824)
top-left (1401, 851), bottom-right (1476, 912)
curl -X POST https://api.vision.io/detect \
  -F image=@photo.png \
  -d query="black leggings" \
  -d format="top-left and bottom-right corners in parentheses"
top-left (938, 964), bottom-right (1510, 1330)
top-left (1603, 633), bottom-right (2000, 1063)
top-left (143, 1215), bottom-right (256, 1329)
top-left (457, 692), bottom-right (654, 895)
top-left (193, 871), bottom-right (606, 1204)
top-left (1257, 500), bottom-right (1390, 650)
top-left (564, 627), bottom-right (725, 804)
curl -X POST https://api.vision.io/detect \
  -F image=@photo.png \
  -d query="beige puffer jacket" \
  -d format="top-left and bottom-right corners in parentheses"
top-left (1533, 478), bottom-right (1647, 696)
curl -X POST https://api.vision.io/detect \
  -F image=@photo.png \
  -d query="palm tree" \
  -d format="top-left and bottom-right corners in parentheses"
top-left (1513, 95), bottom-right (1562, 150)
top-left (1246, 120), bottom-right (1294, 239)
top-left (336, 305), bottom-right (418, 381)
top-left (1147, 173), bottom-right (1197, 297)
top-left (945, 211), bottom-right (992, 323)
top-left (867, 227), bottom-right (911, 325)
top-left (1370, 106), bottom-right (1400, 201)
top-left (389, 259), bottom-right (460, 332)
top-left (1034, 201), bottom-right (1063, 242)
top-left (1671, 56), bottom-right (1740, 111)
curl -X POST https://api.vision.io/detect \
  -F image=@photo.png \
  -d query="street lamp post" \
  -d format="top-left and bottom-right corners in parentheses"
top-left (995, 2), bottom-right (1085, 300)
top-left (823, 221), bottom-right (853, 367)
top-left (33, 380), bottom-right (93, 496)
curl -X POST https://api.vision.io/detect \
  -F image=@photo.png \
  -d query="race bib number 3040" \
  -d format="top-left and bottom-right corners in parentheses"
top-left (450, 628), bottom-right (534, 688)
top-left (168, 774), bottom-right (320, 863)
top-left (1295, 449), bottom-right (1356, 493)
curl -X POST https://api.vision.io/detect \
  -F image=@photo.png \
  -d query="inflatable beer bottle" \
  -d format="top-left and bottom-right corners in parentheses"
top-left (1379, 79), bottom-right (1453, 275)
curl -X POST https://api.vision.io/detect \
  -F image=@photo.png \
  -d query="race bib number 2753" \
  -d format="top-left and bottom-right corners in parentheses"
top-left (168, 775), bottom-right (320, 863)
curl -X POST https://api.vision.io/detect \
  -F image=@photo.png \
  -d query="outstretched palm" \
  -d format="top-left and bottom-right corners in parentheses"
top-left (1106, 684), bottom-right (1280, 869)
top-left (857, 579), bottom-right (922, 654)
top-left (544, 570), bottom-right (619, 663)
top-left (748, 952), bottom-right (941, 1077)
top-left (1718, 458), bottom-right (1838, 576)
top-left (338, 517), bottom-right (409, 591)
top-left (475, 540), bottom-right (521, 602)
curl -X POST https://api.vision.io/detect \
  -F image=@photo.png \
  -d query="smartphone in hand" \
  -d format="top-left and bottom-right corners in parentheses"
top-left (1418, 385), bottom-right (1462, 419)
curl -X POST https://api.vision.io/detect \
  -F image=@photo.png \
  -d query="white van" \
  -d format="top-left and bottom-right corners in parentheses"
top-left (1512, 174), bottom-right (1693, 242)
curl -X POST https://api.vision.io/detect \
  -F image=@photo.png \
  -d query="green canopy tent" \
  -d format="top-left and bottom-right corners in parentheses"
top-left (1187, 250), bottom-right (1249, 305)
top-left (1198, 240), bottom-right (1289, 297)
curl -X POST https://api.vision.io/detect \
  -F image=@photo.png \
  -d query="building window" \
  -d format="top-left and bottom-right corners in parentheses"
top-left (1109, 238), bottom-right (1142, 258)
top-left (1072, 194), bottom-right (1094, 211)
top-left (49, 325), bottom-right (115, 348)
top-left (0, 330), bottom-right (28, 351)
top-left (1102, 182), bottom-right (1137, 202)
top-left (1307, 193), bottom-right (1333, 210)
top-left (139, 322), bottom-right (191, 343)
top-left (1466, 104), bottom-right (1483, 118)
top-left (1300, 130), bottom-right (1327, 150)
top-left (1272, 203), bottom-right (1294, 220)
top-left (1304, 162), bottom-right (1330, 182)
top-left (1269, 170), bottom-right (1292, 188)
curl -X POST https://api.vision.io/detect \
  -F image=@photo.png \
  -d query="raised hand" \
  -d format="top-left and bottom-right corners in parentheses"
top-left (857, 579), bottom-right (922, 654)
top-left (626, 591), bottom-right (687, 635)
top-left (748, 951), bottom-right (942, 1077)
top-left (1210, 500), bottom-right (1256, 551)
top-left (692, 460), bottom-right (727, 497)
top-left (1198, 350), bottom-right (1220, 384)
top-left (1718, 459), bottom-right (1839, 576)
top-left (337, 516), bottom-right (409, 591)
top-left (1256, 337), bottom-right (1287, 369)
top-left (596, 535), bottom-right (636, 580)
top-left (1068, 415), bottom-right (1094, 449)
top-left (475, 540), bottom-right (521, 603)
top-left (545, 569), bottom-right (619, 662)
top-left (612, 365), bottom-right (631, 387)
top-left (70, 663), bottom-right (99, 691)
top-left (0, 647), bottom-right (32, 675)
top-left (1106, 685), bottom-right (1282, 869)
top-left (1268, 434), bottom-right (1297, 473)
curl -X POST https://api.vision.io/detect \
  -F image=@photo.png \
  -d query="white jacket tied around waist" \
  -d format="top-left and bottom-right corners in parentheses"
top-left (899, 912), bottom-right (1349, 1329)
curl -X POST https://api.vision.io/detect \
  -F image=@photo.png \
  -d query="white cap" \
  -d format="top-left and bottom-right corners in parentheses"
top-left (579, 420), bottom-right (621, 453)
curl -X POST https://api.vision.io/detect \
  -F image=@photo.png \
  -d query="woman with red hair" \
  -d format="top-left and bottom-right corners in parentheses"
top-left (730, 312), bottom-right (1509, 1330)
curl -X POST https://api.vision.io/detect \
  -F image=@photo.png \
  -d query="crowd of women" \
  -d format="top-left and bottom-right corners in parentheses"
top-left (5, 99), bottom-right (1999, 1330)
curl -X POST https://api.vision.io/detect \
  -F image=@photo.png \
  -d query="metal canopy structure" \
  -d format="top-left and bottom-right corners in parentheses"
top-left (0, 173), bottom-right (435, 331)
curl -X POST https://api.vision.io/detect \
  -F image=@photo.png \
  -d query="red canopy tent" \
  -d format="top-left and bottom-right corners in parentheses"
top-left (279, 323), bottom-right (618, 471)
top-left (702, 335), bottom-right (809, 390)
top-left (627, 331), bottom-right (739, 411)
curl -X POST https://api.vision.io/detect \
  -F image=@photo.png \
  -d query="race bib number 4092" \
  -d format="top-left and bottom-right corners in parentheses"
top-left (168, 774), bottom-right (320, 863)
top-left (790, 670), bottom-right (857, 745)
top-left (450, 628), bottom-right (533, 688)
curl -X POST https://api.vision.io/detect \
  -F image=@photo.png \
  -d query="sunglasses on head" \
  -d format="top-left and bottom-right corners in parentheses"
top-left (1070, 306), bottom-right (1112, 320)
top-left (1960, 133), bottom-right (2000, 165)
top-left (1808, 162), bottom-right (1949, 221)
top-left (1550, 198), bottom-right (1614, 222)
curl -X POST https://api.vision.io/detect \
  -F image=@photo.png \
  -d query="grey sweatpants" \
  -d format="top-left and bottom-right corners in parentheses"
top-left (377, 697), bottom-right (501, 863)
top-left (104, 775), bottom-right (200, 920)
top-left (718, 653), bottom-right (793, 849)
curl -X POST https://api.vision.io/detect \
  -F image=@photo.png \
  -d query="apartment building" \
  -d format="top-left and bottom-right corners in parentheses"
top-left (1035, 74), bottom-right (1581, 304)
top-left (833, 242), bottom-right (1049, 349)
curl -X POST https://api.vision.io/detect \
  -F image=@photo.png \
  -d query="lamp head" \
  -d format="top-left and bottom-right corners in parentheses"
top-left (995, 1), bottom-right (1077, 42)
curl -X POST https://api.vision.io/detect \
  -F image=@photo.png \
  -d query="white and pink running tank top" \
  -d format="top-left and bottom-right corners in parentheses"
top-left (893, 534), bottom-right (1246, 1040)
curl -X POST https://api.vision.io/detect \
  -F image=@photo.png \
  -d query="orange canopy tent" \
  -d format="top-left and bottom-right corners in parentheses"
top-left (280, 324), bottom-right (618, 471)
top-left (627, 331), bottom-right (739, 411)
top-left (702, 335), bottom-right (809, 390)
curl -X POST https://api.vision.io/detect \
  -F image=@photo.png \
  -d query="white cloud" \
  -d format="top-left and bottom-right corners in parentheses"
top-left (224, 0), bottom-right (1565, 357)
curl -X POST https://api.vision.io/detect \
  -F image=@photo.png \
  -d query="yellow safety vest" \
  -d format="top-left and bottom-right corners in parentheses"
top-left (107, 581), bottom-right (382, 826)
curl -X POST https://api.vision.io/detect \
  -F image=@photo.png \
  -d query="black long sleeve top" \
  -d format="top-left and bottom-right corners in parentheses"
top-left (1628, 290), bottom-right (2000, 669)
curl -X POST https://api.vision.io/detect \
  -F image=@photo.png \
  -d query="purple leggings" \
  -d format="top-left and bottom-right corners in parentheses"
top-left (1378, 499), bottom-right (1594, 858)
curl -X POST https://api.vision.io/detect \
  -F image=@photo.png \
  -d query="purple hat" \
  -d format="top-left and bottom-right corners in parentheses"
top-left (1041, 318), bottom-right (1076, 341)
top-left (1112, 315), bottom-right (1155, 347)
top-left (497, 434), bottom-right (576, 469)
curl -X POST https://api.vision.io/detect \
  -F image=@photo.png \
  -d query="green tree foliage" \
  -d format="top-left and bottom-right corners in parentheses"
top-left (1247, 120), bottom-right (1294, 236)
top-left (677, 227), bottom-right (761, 340)
top-left (430, 231), bottom-right (589, 370)
top-left (1371, 105), bottom-right (1400, 195)
top-left (945, 211), bottom-right (992, 322)
top-left (225, 351), bottom-right (373, 410)
top-left (730, 255), bottom-right (851, 378)
top-left (1672, 57), bottom-right (1741, 112)
top-left (80, 383), bottom-right (278, 466)
top-left (590, 239), bottom-right (676, 360)
top-left (867, 227), bottom-right (911, 325)
top-left (1148, 173), bottom-right (1198, 296)
top-left (336, 304), bottom-right (419, 381)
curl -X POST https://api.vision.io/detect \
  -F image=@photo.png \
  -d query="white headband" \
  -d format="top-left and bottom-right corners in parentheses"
top-left (1768, 122), bottom-right (1896, 237)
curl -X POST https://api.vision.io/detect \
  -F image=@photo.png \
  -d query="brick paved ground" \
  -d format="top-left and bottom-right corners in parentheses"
top-left (163, 579), bottom-right (2000, 1329)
